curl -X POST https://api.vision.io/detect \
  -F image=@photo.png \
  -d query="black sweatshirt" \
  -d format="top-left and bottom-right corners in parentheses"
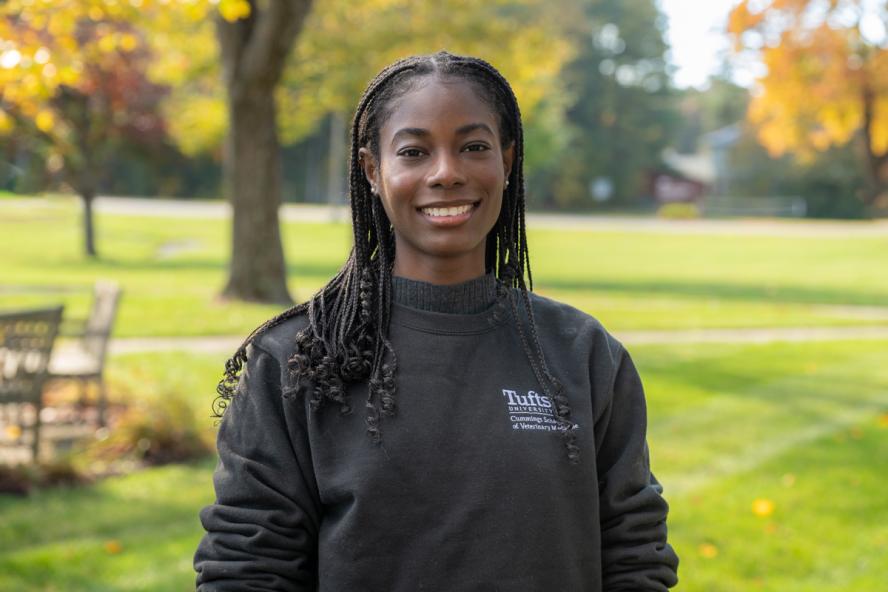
top-left (194, 274), bottom-right (679, 591)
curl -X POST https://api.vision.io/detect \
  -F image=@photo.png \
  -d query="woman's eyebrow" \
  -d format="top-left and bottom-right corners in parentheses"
top-left (391, 127), bottom-right (429, 145)
top-left (455, 122), bottom-right (494, 136)
top-left (390, 123), bottom-right (495, 146)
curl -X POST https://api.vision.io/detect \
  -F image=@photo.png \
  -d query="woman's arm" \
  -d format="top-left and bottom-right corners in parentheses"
top-left (595, 346), bottom-right (679, 591)
top-left (194, 343), bottom-right (321, 591)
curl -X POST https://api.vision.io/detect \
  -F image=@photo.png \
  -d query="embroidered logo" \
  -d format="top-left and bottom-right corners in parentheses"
top-left (501, 388), bottom-right (572, 432)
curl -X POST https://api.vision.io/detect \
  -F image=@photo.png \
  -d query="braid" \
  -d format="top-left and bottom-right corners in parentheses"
top-left (214, 51), bottom-right (577, 462)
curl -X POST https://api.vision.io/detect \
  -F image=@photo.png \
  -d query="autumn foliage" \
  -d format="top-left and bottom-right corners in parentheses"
top-left (0, 1), bottom-right (172, 256)
top-left (728, 0), bottom-right (888, 206)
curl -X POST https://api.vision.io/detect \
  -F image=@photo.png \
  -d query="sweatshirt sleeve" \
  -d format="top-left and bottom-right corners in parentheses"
top-left (595, 345), bottom-right (679, 591)
top-left (194, 343), bottom-right (321, 591)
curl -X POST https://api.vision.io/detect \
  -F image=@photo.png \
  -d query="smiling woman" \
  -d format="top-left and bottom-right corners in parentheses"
top-left (359, 78), bottom-right (513, 284)
top-left (194, 51), bottom-right (679, 591)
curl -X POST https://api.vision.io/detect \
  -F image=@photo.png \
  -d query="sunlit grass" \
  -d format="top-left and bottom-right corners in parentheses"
top-left (667, 416), bottom-right (888, 592)
top-left (0, 459), bottom-right (214, 591)
top-left (2, 339), bottom-right (886, 591)
top-left (1, 196), bottom-right (887, 590)
top-left (1, 196), bottom-right (887, 336)
top-left (636, 339), bottom-right (888, 591)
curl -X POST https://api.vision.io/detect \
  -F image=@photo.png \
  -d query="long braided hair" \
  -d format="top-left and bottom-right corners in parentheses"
top-left (214, 51), bottom-right (579, 462)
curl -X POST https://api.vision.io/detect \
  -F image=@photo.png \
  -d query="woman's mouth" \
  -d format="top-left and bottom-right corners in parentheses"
top-left (418, 201), bottom-right (480, 224)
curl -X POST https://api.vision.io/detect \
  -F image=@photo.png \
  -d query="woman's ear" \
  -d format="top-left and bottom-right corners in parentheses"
top-left (502, 141), bottom-right (515, 181)
top-left (358, 147), bottom-right (380, 195)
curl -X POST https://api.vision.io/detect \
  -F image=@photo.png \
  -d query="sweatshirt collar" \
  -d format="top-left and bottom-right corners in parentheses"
top-left (391, 272), bottom-right (498, 315)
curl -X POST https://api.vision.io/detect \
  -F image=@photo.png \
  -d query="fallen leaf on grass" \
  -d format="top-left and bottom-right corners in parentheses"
top-left (104, 540), bottom-right (123, 554)
top-left (698, 543), bottom-right (719, 558)
top-left (752, 498), bottom-right (775, 517)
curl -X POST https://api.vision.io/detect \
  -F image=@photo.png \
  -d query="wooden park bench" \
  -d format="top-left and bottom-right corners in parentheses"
top-left (0, 305), bottom-right (64, 463)
top-left (48, 281), bottom-right (122, 428)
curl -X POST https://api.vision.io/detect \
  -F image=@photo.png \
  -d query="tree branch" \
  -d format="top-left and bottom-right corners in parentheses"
top-left (238, 0), bottom-right (313, 93)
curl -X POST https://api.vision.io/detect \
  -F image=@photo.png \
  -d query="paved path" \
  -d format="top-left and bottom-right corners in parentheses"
top-left (103, 325), bottom-right (888, 357)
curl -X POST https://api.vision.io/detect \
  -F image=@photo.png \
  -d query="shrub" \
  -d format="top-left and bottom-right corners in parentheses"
top-left (0, 456), bottom-right (91, 496)
top-left (657, 202), bottom-right (701, 219)
top-left (0, 463), bottom-right (32, 496)
top-left (85, 392), bottom-right (212, 469)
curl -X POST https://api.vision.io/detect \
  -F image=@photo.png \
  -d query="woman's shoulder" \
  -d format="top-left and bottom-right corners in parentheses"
top-left (520, 288), bottom-right (625, 355)
top-left (248, 306), bottom-right (311, 364)
top-left (519, 288), bottom-right (606, 330)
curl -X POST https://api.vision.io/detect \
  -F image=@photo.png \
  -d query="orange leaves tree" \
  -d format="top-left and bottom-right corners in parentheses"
top-left (1, 0), bottom-right (312, 301)
top-left (0, 2), bottom-right (168, 257)
top-left (2, 0), bottom-right (574, 301)
top-left (182, 0), bottom-right (575, 302)
top-left (728, 0), bottom-right (888, 207)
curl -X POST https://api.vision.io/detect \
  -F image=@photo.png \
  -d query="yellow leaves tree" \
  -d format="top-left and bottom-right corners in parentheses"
top-left (0, 0), bottom-right (170, 256)
top-left (728, 0), bottom-right (888, 206)
top-left (137, 0), bottom-right (313, 303)
top-left (0, 0), bottom-right (311, 299)
top-left (2, 0), bottom-right (577, 300)
top-left (161, 0), bottom-right (577, 301)
top-left (278, 0), bottom-right (575, 143)
top-left (272, 0), bottom-right (577, 215)
top-left (138, 1), bottom-right (577, 187)
top-left (210, 0), bottom-right (315, 304)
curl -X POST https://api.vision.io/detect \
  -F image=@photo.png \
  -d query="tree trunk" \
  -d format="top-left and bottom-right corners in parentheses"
top-left (326, 112), bottom-right (346, 220)
top-left (82, 190), bottom-right (97, 258)
top-left (217, 0), bottom-right (314, 304)
top-left (54, 85), bottom-right (104, 259)
top-left (859, 82), bottom-right (888, 207)
top-left (222, 88), bottom-right (292, 303)
top-left (69, 161), bottom-right (100, 259)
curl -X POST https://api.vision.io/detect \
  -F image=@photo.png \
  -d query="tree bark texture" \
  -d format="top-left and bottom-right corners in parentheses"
top-left (223, 89), bottom-right (292, 303)
top-left (217, 0), bottom-right (314, 304)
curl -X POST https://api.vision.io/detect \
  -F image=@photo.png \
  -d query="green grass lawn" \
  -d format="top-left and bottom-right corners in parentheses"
top-left (0, 459), bottom-right (215, 591)
top-left (2, 196), bottom-right (887, 590)
top-left (1, 196), bottom-right (887, 336)
top-left (2, 339), bottom-right (886, 591)
top-left (641, 339), bottom-right (888, 591)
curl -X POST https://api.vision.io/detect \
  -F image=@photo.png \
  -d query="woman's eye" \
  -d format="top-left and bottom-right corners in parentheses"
top-left (464, 143), bottom-right (490, 153)
top-left (397, 148), bottom-right (424, 158)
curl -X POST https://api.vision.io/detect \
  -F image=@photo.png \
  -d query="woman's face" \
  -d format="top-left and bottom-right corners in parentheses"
top-left (360, 77), bottom-right (513, 284)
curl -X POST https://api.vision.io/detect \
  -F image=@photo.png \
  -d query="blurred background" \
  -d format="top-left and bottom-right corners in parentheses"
top-left (0, 0), bottom-right (886, 590)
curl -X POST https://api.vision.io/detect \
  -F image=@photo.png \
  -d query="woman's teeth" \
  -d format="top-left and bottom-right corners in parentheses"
top-left (421, 204), bottom-right (474, 217)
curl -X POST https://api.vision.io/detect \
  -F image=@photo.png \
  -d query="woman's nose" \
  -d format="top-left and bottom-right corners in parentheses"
top-left (426, 152), bottom-right (466, 188)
